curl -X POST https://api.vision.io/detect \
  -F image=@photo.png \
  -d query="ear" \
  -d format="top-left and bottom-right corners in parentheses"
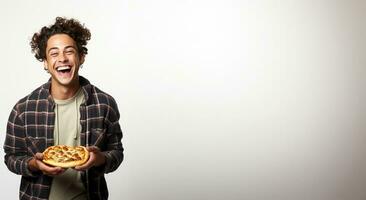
top-left (79, 54), bottom-right (85, 65)
top-left (43, 60), bottom-right (48, 70)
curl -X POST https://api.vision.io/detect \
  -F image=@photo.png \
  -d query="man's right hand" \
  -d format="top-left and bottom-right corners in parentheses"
top-left (28, 153), bottom-right (65, 176)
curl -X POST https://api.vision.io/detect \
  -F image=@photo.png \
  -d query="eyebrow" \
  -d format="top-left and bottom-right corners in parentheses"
top-left (47, 45), bottom-right (77, 54)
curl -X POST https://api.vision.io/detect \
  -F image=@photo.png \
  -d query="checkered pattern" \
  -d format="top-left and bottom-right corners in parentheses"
top-left (4, 76), bottom-right (124, 200)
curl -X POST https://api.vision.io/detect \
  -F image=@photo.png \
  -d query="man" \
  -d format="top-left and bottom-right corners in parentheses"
top-left (4, 17), bottom-right (124, 200)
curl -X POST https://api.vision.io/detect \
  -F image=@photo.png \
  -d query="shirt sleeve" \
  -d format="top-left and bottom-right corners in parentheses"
top-left (93, 97), bottom-right (124, 176)
top-left (3, 105), bottom-right (41, 177)
top-left (103, 119), bottom-right (124, 174)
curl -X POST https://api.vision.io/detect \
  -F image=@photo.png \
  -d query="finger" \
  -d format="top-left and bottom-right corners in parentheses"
top-left (44, 167), bottom-right (65, 175)
top-left (44, 168), bottom-right (66, 176)
top-left (35, 153), bottom-right (44, 160)
top-left (37, 160), bottom-right (64, 174)
top-left (46, 167), bottom-right (65, 176)
top-left (54, 167), bottom-right (66, 175)
top-left (74, 165), bottom-right (88, 171)
top-left (74, 155), bottom-right (95, 170)
top-left (74, 160), bottom-right (92, 170)
top-left (86, 146), bottom-right (100, 152)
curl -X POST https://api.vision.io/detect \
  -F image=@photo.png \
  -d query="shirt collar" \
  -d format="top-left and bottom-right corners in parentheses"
top-left (41, 76), bottom-right (92, 107)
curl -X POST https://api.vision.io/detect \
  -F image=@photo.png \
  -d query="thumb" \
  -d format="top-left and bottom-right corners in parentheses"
top-left (35, 153), bottom-right (44, 160)
top-left (86, 146), bottom-right (100, 152)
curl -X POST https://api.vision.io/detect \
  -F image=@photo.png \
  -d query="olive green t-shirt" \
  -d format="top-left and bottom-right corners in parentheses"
top-left (49, 89), bottom-right (87, 200)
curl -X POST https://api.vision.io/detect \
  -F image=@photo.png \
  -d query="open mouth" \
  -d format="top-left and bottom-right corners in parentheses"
top-left (56, 66), bottom-right (72, 76)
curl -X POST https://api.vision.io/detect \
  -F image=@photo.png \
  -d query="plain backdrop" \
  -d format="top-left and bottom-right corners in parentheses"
top-left (1, 0), bottom-right (366, 200)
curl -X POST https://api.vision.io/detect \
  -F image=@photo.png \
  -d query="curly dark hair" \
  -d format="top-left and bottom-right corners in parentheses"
top-left (30, 17), bottom-right (91, 62)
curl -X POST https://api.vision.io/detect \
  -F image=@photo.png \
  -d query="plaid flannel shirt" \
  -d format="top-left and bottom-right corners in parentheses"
top-left (4, 76), bottom-right (124, 200)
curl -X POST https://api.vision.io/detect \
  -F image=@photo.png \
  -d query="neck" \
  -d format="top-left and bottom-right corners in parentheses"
top-left (50, 78), bottom-right (80, 100)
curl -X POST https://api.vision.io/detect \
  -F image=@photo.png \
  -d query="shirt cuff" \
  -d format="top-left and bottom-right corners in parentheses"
top-left (22, 157), bottom-right (42, 177)
top-left (88, 151), bottom-right (110, 177)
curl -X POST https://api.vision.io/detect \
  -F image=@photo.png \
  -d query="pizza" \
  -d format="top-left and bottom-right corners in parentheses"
top-left (42, 145), bottom-right (89, 168)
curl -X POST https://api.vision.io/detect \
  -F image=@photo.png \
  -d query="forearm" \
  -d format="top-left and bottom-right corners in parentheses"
top-left (103, 148), bottom-right (124, 173)
top-left (98, 102), bottom-right (124, 174)
top-left (4, 107), bottom-right (39, 176)
top-left (28, 157), bottom-right (40, 172)
top-left (4, 154), bottom-right (40, 177)
top-left (103, 122), bottom-right (124, 173)
top-left (88, 148), bottom-right (123, 177)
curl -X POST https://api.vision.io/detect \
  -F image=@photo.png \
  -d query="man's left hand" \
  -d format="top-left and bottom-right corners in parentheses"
top-left (74, 146), bottom-right (106, 171)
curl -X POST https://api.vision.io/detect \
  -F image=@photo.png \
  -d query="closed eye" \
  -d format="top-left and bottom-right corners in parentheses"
top-left (65, 50), bottom-right (75, 55)
top-left (50, 52), bottom-right (58, 57)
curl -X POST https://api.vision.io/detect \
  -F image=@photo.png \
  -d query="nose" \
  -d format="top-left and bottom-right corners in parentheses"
top-left (58, 52), bottom-right (68, 62)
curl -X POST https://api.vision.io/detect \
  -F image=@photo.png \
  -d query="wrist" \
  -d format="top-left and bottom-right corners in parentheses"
top-left (95, 153), bottom-right (106, 167)
top-left (28, 158), bottom-right (39, 172)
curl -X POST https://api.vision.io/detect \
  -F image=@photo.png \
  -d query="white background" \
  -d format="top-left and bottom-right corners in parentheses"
top-left (1, 0), bottom-right (366, 200)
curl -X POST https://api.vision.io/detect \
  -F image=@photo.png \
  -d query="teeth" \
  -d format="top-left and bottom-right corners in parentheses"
top-left (57, 66), bottom-right (71, 71)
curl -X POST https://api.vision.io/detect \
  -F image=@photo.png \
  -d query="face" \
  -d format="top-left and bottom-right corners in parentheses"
top-left (44, 34), bottom-right (84, 89)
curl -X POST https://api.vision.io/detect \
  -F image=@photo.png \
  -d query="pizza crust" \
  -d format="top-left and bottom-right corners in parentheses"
top-left (42, 145), bottom-right (89, 168)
